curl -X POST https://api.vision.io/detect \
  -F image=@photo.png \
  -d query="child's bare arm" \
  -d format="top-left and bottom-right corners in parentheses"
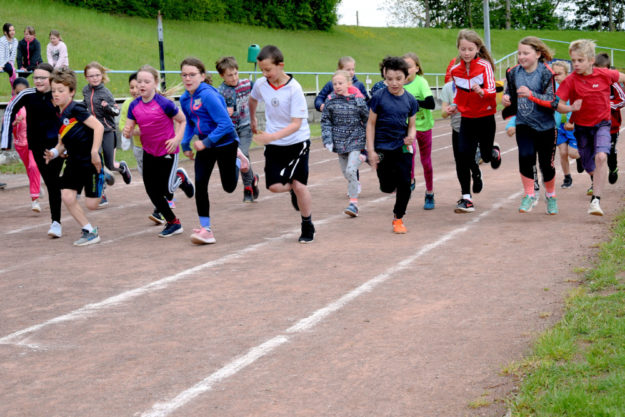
top-left (254, 118), bottom-right (302, 145)
top-left (83, 115), bottom-right (104, 172)
top-left (165, 110), bottom-right (186, 153)
top-left (365, 109), bottom-right (378, 169)
top-left (249, 97), bottom-right (258, 133)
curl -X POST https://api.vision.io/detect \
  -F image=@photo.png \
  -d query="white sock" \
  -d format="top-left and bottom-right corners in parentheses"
top-left (462, 194), bottom-right (472, 201)
top-left (83, 223), bottom-right (93, 232)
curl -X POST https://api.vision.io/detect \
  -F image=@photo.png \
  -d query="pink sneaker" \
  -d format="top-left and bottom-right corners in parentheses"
top-left (237, 149), bottom-right (250, 173)
top-left (190, 227), bottom-right (216, 245)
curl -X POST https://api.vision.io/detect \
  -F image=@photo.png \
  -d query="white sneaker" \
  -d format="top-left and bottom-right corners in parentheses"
top-left (31, 199), bottom-right (41, 213)
top-left (588, 198), bottom-right (604, 216)
top-left (47, 221), bottom-right (62, 238)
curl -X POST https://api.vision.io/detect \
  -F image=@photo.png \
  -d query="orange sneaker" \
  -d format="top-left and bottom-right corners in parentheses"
top-left (392, 218), bottom-right (407, 234)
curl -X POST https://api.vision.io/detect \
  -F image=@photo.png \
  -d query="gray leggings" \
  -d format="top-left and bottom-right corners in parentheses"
top-left (236, 124), bottom-right (255, 186)
top-left (101, 130), bottom-right (121, 171)
top-left (338, 150), bottom-right (362, 198)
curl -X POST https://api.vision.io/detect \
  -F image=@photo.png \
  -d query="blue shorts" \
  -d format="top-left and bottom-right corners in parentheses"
top-left (574, 120), bottom-right (611, 173)
top-left (556, 124), bottom-right (577, 149)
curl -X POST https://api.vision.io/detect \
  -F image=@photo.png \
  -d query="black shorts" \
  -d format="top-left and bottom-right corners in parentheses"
top-left (60, 162), bottom-right (104, 198)
top-left (264, 140), bottom-right (310, 187)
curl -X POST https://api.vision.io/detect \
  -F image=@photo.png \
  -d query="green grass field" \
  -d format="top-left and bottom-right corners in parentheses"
top-left (2, 0), bottom-right (625, 100)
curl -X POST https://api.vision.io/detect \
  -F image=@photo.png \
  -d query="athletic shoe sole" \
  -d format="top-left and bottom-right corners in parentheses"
top-left (454, 207), bottom-right (475, 213)
top-left (149, 214), bottom-right (166, 225)
top-left (159, 226), bottom-right (184, 238)
top-left (190, 235), bottom-right (216, 244)
top-left (74, 235), bottom-right (101, 246)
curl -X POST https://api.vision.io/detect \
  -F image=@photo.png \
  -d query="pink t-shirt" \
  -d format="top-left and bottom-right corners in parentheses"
top-left (127, 94), bottom-right (179, 156)
top-left (556, 67), bottom-right (620, 127)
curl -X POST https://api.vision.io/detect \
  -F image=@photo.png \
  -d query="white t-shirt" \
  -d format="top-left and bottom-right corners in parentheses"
top-left (250, 75), bottom-right (310, 146)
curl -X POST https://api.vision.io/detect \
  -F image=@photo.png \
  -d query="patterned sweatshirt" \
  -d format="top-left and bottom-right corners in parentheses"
top-left (321, 93), bottom-right (368, 154)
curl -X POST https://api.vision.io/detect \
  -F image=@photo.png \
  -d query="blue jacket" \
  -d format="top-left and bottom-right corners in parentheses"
top-left (314, 75), bottom-right (369, 111)
top-left (180, 82), bottom-right (239, 152)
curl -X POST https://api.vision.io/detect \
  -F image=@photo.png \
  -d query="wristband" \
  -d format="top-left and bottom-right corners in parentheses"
top-left (50, 148), bottom-right (59, 159)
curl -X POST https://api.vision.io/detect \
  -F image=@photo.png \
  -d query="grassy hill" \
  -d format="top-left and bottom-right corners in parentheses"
top-left (2, 0), bottom-right (625, 100)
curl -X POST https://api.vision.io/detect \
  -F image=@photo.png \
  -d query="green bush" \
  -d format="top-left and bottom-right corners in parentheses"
top-left (58, 0), bottom-right (338, 31)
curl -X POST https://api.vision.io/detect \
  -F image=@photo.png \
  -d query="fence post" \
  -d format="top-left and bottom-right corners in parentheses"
top-left (157, 11), bottom-right (166, 91)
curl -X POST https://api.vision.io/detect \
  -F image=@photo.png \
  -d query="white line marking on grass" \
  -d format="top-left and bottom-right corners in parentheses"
top-left (139, 191), bottom-right (522, 417)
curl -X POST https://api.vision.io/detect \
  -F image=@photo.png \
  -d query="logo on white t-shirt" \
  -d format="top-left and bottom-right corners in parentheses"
top-left (271, 97), bottom-right (280, 107)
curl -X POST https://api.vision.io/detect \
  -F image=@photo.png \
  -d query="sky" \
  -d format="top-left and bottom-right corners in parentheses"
top-left (337, 0), bottom-right (392, 27)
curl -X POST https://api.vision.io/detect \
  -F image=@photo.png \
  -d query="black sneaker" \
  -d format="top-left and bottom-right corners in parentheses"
top-left (176, 168), bottom-right (195, 198)
top-left (103, 169), bottom-right (115, 186)
top-left (290, 189), bottom-right (299, 211)
top-left (576, 158), bottom-right (584, 173)
top-left (298, 221), bottom-right (315, 243)
top-left (609, 168), bottom-right (619, 184)
top-left (159, 220), bottom-right (183, 238)
top-left (0, 182), bottom-right (6, 189)
top-left (243, 187), bottom-right (254, 203)
top-left (472, 168), bottom-right (483, 194)
top-left (561, 175), bottom-right (573, 189)
top-left (454, 198), bottom-right (475, 213)
top-left (119, 160), bottom-right (132, 184)
top-left (490, 144), bottom-right (501, 169)
top-left (252, 174), bottom-right (260, 199)
top-left (149, 210), bottom-right (166, 225)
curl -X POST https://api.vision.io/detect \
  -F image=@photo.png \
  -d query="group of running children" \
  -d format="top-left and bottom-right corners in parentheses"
top-left (1, 31), bottom-right (624, 246)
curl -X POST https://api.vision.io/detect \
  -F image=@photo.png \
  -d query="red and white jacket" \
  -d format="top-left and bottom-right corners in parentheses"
top-left (610, 82), bottom-right (625, 134)
top-left (450, 57), bottom-right (497, 118)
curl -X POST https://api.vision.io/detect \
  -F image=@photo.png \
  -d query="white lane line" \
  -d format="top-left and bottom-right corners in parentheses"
top-left (139, 190), bottom-right (522, 417)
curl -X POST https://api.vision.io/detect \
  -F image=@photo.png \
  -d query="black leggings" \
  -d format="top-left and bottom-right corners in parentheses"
top-left (452, 129), bottom-right (480, 178)
top-left (609, 132), bottom-right (619, 171)
top-left (457, 115), bottom-right (495, 195)
top-left (376, 147), bottom-right (412, 219)
top-left (516, 125), bottom-right (556, 182)
top-left (142, 151), bottom-right (179, 222)
top-left (194, 141), bottom-right (240, 218)
top-left (32, 147), bottom-right (64, 223)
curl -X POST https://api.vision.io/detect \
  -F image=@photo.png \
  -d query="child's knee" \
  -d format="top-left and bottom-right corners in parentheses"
top-left (595, 152), bottom-right (608, 164)
top-left (85, 198), bottom-right (100, 211)
top-left (61, 189), bottom-right (75, 205)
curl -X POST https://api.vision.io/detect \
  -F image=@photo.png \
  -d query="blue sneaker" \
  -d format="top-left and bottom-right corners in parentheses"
top-left (159, 220), bottom-right (183, 238)
top-left (344, 202), bottom-right (359, 217)
top-left (546, 196), bottom-right (558, 215)
top-left (424, 192), bottom-right (435, 210)
top-left (73, 227), bottom-right (100, 246)
top-left (519, 195), bottom-right (537, 213)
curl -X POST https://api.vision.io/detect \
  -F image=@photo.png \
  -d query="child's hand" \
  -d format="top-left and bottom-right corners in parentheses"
top-left (571, 99), bottom-right (582, 111)
top-left (254, 131), bottom-right (272, 145)
top-left (517, 86), bottom-right (532, 98)
top-left (502, 94), bottom-right (511, 107)
top-left (43, 149), bottom-right (54, 164)
top-left (165, 137), bottom-right (181, 153)
top-left (227, 107), bottom-right (234, 116)
top-left (506, 126), bottom-right (516, 137)
top-left (403, 136), bottom-right (413, 145)
top-left (446, 103), bottom-right (458, 114)
top-left (368, 149), bottom-right (380, 169)
top-left (91, 151), bottom-right (102, 172)
top-left (122, 124), bottom-right (132, 138)
top-left (183, 150), bottom-right (194, 160)
top-left (564, 122), bottom-right (574, 131)
top-left (250, 117), bottom-right (258, 134)
top-left (193, 140), bottom-right (206, 151)
top-left (471, 83), bottom-right (484, 97)
top-left (101, 100), bottom-right (108, 108)
top-left (12, 115), bottom-right (24, 126)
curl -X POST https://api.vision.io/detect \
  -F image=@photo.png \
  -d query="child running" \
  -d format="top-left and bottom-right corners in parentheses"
top-left (594, 52), bottom-right (625, 186)
top-left (215, 56), bottom-right (260, 203)
top-left (249, 45), bottom-right (315, 243)
top-left (122, 65), bottom-right (194, 237)
top-left (502, 36), bottom-right (559, 214)
top-left (83, 61), bottom-right (131, 207)
top-left (321, 69), bottom-right (368, 217)
top-left (44, 67), bottom-right (104, 246)
top-left (10, 77), bottom-right (41, 212)
top-left (366, 56), bottom-right (418, 234)
top-left (2, 63), bottom-right (63, 238)
top-left (403, 52), bottom-right (436, 210)
top-left (551, 60), bottom-right (582, 189)
top-left (449, 29), bottom-right (501, 213)
top-left (556, 39), bottom-right (625, 216)
top-left (179, 57), bottom-right (250, 245)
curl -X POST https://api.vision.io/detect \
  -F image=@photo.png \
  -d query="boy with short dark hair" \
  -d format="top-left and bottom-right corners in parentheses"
top-left (44, 67), bottom-right (105, 246)
top-left (366, 56), bottom-right (418, 234)
top-left (249, 45), bottom-right (315, 243)
top-left (216, 56), bottom-right (259, 203)
top-left (556, 39), bottom-right (625, 216)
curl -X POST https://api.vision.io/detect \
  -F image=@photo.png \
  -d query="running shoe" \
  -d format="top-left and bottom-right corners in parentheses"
top-left (98, 193), bottom-right (109, 209)
top-left (410, 178), bottom-right (416, 191)
top-left (561, 175), bottom-right (573, 189)
top-left (0, 182), bottom-right (7, 189)
top-left (490, 144), bottom-right (502, 169)
top-left (475, 148), bottom-right (482, 165)
top-left (103, 168), bottom-right (115, 186)
top-left (159, 220), bottom-right (183, 237)
top-left (472, 168), bottom-right (483, 194)
top-left (424, 193), bottom-right (435, 210)
top-left (609, 167), bottom-right (619, 184)
top-left (31, 199), bottom-right (41, 213)
top-left (344, 202), bottom-right (359, 217)
top-left (519, 195), bottom-right (537, 213)
top-left (243, 187), bottom-right (254, 203)
top-left (119, 160), bottom-right (132, 184)
top-left (47, 221), bottom-right (62, 238)
top-left (546, 196), bottom-right (558, 215)
top-left (298, 220), bottom-right (315, 243)
top-left (177, 168), bottom-right (195, 198)
top-left (73, 227), bottom-right (101, 246)
top-left (587, 184), bottom-right (594, 196)
top-left (290, 189), bottom-right (299, 211)
top-left (149, 210), bottom-right (166, 225)
top-left (190, 227), bottom-right (216, 244)
top-left (576, 158), bottom-right (584, 173)
top-left (588, 197), bottom-right (604, 216)
top-left (455, 198), bottom-right (475, 213)
top-left (392, 218), bottom-right (407, 234)
top-left (252, 174), bottom-right (260, 199)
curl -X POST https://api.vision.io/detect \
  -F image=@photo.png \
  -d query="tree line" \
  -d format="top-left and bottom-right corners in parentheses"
top-left (383, 0), bottom-right (625, 31)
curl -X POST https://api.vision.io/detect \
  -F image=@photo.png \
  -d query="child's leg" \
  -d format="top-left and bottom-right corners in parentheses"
top-left (345, 150), bottom-right (362, 199)
top-left (236, 124), bottom-right (255, 187)
top-left (194, 149), bottom-right (218, 222)
top-left (591, 123), bottom-right (612, 198)
top-left (410, 135), bottom-right (417, 181)
top-left (33, 149), bottom-right (63, 223)
top-left (215, 142), bottom-right (240, 193)
top-left (477, 115), bottom-right (496, 164)
top-left (536, 128), bottom-right (557, 195)
top-left (457, 118), bottom-right (480, 196)
top-left (16, 145), bottom-right (41, 199)
top-left (101, 131), bottom-right (122, 171)
top-left (416, 129), bottom-right (433, 192)
top-left (291, 180), bottom-right (312, 217)
top-left (393, 151), bottom-right (413, 219)
top-left (143, 151), bottom-right (177, 222)
top-left (516, 125), bottom-right (538, 196)
top-left (608, 132), bottom-right (618, 172)
top-left (558, 143), bottom-right (570, 176)
top-left (62, 188), bottom-right (90, 227)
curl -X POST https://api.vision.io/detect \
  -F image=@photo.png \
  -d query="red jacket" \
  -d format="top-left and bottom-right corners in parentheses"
top-left (450, 57), bottom-right (496, 118)
top-left (610, 82), bottom-right (625, 134)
